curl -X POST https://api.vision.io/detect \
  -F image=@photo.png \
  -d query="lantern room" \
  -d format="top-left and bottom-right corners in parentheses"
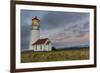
top-left (32, 16), bottom-right (40, 26)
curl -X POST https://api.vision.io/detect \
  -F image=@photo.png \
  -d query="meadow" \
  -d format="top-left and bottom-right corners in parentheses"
top-left (21, 48), bottom-right (89, 63)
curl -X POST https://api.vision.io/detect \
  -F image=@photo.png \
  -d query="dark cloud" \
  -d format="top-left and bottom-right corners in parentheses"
top-left (21, 24), bottom-right (31, 50)
top-left (53, 41), bottom-right (89, 49)
top-left (40, 11), bottom-right (89, 30)
top-left (83, 22), bottom-right (89, 29)
top-left (21, 10), bottom-right (89, 50)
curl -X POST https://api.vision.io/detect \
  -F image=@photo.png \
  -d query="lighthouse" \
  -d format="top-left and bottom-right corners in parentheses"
top-left (29, 16), bottom-right (40, 50)
top-left (29, 16), bottom-right (52, 51)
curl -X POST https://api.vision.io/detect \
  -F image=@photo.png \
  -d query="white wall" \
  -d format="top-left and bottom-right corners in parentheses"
top-left (29, 30), bottom-right (40, 50)
top-left (0, 0), bottom-right (100, 73)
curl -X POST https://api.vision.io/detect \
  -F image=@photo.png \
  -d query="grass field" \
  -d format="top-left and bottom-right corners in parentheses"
top-left (21, 48), bottom-right (89, 63)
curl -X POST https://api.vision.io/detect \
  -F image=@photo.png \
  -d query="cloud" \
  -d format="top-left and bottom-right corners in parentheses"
top-left (21, 10), bottom-right (90, 49)
top-left (40, 11), bottom-right (89, 30)
top-left (40, 17), bottom-right (89, 39)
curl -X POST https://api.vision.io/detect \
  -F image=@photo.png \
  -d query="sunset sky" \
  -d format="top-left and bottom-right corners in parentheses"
top-left (21, 10), bottom-right (90, 50)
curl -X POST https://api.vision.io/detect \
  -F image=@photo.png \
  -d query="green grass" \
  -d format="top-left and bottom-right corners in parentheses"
top-left (21, 48), bottom-right (89, 63)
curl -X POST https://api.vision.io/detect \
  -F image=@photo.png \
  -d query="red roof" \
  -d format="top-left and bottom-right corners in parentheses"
top-left (32, 38), bottom-right (49, 45)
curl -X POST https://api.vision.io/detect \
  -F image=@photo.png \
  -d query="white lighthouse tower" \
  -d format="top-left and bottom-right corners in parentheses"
top-left (29, 16), bottom-right (40, 50)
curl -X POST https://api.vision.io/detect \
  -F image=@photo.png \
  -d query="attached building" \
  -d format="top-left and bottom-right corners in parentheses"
top-left (32, 38), bottom-right (52, 51)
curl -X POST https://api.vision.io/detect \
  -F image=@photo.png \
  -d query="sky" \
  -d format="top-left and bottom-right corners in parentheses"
top-left (21, 9), bottom-right (90, 50)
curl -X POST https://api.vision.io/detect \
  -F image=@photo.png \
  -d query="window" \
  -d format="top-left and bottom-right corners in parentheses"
top-left (36, 45), bottom-right (37, 50)
top-left (40, 45), bottom-right (42, 50)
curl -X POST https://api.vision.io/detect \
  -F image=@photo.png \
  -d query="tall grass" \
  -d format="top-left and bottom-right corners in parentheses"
top-left (21, 48), bottom-right (89, 63)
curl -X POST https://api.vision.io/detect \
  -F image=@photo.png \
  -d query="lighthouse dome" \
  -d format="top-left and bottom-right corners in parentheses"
top-left (32, 16), bottom-right (40, 26)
